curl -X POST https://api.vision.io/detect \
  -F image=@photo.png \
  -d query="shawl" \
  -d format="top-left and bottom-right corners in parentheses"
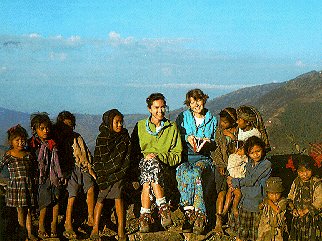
top-left (28, 136), bottom-right (63, 187)
top-left (237, 105), bottom-right (271, 151)
top-left (93, 111), bottom-right (131, 191)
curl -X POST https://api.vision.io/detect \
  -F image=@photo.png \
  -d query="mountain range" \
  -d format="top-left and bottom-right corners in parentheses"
top-left (1, 70), bottom-right (321, 155)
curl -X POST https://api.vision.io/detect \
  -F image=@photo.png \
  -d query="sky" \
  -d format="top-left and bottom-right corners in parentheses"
top-left (0, 0), bottom-right (321, 115)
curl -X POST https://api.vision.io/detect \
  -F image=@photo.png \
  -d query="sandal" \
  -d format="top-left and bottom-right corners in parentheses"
top-left (50, 231), bottom-right (58, 238)
top-left (63, 229), bottom-right (77, 239)
top-left (38, 230), bottom-right (49, 240)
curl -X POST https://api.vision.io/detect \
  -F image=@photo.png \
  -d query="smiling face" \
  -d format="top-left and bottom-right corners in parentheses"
top-left (148, 99), bottom-right (166, 124)
top-left (297, 166), bottom-right (313, 182)
top-left (112, 115), bottom-right (123, 133)
top-left (11, 136), bottom-right (26, 151)
top-left (248, 145), bottom-right (264, 163)
top-left (189, 97), bottom-right (204, 116)
top-left (36, 123), bottom-right (50, 141)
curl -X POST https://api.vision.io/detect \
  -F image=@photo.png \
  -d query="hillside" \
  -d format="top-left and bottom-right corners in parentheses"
top-left (0, 70), bottom-right (321, 154)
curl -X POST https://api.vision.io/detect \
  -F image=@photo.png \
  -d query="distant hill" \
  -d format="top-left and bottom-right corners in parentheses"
top-left (0, 70), bottom-right (321, 154)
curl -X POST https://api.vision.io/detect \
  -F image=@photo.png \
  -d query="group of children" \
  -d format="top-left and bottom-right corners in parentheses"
top-left (0, 90), bottom-right (321, 241)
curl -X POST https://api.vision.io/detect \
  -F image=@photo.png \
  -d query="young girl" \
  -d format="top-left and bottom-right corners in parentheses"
top-left (212, 107), bottom-right (237, 234)
top-left (0, 125), bottom-right (37, 241)
top-left (90, 109), bottom-right (131, 241)
top-left (27, 113), bottom-right (64, 239)
top-left (257, 177), bottom-right (288, 241)
top-left (223, 141), bottom-right (248, 217)
top-left (53, 111), bottom-right (96, 239)
top-left (236, 105), bottom-right (270, 151)
top-left (227, 136), bottom-right (272, 241)
top-left (287, 155), bottom-right (322, 241)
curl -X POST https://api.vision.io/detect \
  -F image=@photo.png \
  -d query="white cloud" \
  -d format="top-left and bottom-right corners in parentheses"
top-left (108, 31), bottom-right (134, 47)
top-left (68, 35), bottom-right (81, 43)
top-left (295, 60), bottom-right (305, 67)
top-left (0, 66), bottom-right (7, 73)
top-left (28, 33), bottom-right (42, 38)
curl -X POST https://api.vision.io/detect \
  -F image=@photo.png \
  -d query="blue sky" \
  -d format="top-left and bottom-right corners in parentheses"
top-left (0, 1), bottom-right (321, 114)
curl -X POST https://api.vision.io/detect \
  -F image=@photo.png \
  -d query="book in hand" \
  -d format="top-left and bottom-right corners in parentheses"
top-left (193, 138), bottom-right (208, 153)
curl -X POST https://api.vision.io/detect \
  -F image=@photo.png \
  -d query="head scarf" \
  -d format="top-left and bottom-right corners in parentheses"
top-left (237, 105), bottom-right (271, 151)
top-left (94, 109), bottom-right (131, 190)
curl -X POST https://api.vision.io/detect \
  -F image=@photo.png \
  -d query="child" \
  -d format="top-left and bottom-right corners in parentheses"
top-left (53, 111), bottom-right (96, 239)
top-left (27, 113), bottom-right (64, 239)
top-left (0, 125), bottom-right (37, 240)
top-left (236, 105), bottom-right (270, 151)
top-left (227, 136), bottom-right (272, 241)
top-left (223, 141), bottom-right (248, 217)
top-left (90, 109), bottom-right (131, 241)
top-left (287, 155), bottom-right (322, 241)
top-left (212, 107), bottom-right (238, 234)
top-left (257, 177), bottom-right (288, 241)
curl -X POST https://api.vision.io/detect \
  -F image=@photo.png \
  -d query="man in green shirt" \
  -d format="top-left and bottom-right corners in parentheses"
top-left (131, 93), bottom-right (182, 233)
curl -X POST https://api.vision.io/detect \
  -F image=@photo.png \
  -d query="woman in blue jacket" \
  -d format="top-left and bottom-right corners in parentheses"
top-left (176, 89), bottom-right (217, 234)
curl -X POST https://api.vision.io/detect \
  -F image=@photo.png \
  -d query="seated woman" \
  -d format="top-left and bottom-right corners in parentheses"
top-left (176, 89), bottom-right (217, 234)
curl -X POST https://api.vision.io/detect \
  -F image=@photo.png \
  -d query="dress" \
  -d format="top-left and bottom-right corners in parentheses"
top-left (176, 109), bottom-right (216, 215)
top-left (0, 153), bottom-right (36, 207)
top-left (257, 197), bottom-right (288, 241)
top-left (288, 176), bottom-right (322, 241)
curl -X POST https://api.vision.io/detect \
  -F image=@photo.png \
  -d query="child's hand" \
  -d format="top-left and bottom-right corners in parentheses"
top-left (145, 153), bottom-right (157, 160)
top-left (223, 129), bottom-right (236, 140)
top-left (132, 181), bottom-right (140, 190)
top-left (292, 208), bottom-right (299, 217)
top-left (298, 208), bottom-right (309, 217)
top-left (227, 176), bottom-right (233, 187)
top-left (88, 168), bottom-right (97, 180)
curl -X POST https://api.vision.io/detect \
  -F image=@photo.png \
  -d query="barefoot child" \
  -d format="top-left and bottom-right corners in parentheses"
top-left (227, 136), bottom-right (272, 241)
top-left (212, 107), bottom-right (238, 233)
top-left (28, 113), bottom-right (64, 239)
top-left (90, 109), bottom-right (131, 241)
top-left (223, 141), bottom-right (248, 217)
top-left (0, 125), bottom-right (37, 240)
top-left (53, 111), bottom-right (96, 239)
top-left (287, 155), bottom-right (322, 241)
top-left (257, 177), bottom-right (288, 241)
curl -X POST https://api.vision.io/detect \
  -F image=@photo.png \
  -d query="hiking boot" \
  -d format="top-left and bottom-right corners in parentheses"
top-left (193, 211), bottom-right (206, 235)
top-left (139, 213), bottom-right (154, 233)
top-left (159, 204), bottom-right (172, 229)
top-left (182, 209), bottom-right (195, 233)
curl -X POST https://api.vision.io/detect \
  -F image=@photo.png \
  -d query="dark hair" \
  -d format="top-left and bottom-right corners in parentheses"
top-left (7, 124), bottom-right (28, 146)
top-left (294, 155), bottom-right (315, 171)
top-left (30, 113), bottom-right (52, 133)
top-left (146, 93), bottom-right (166, 108)
top-left (227, 140), bottom-right (244, 154)
top-left (219, 107), bottom-right (237, 127)
top-left (184, 89), bottom-right (209, 107)
top-left (57, 111), bottom-right (76, 128)
top-left (102, 109), bottom-right (124, 132)
top-left (244, 136), bottom-right (266, 158)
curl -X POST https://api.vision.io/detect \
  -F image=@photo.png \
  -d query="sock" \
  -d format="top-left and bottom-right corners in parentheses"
top-left (156, 197), bottom-right (167, 208)
top-left (140, 207), bottom-right (151, 215)
top-left (183, 206), bottom-right (194, 211)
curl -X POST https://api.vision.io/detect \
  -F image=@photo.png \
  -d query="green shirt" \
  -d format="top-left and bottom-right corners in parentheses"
top-left (136, 118), bottom-right (182, 166)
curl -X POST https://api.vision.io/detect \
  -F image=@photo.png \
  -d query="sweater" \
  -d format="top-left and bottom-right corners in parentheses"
top-left (132, 118), bottom-right (182, 167)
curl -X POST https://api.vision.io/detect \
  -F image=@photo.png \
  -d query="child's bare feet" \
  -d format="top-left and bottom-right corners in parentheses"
top-left (87, 216), bottom-right (94, 227)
